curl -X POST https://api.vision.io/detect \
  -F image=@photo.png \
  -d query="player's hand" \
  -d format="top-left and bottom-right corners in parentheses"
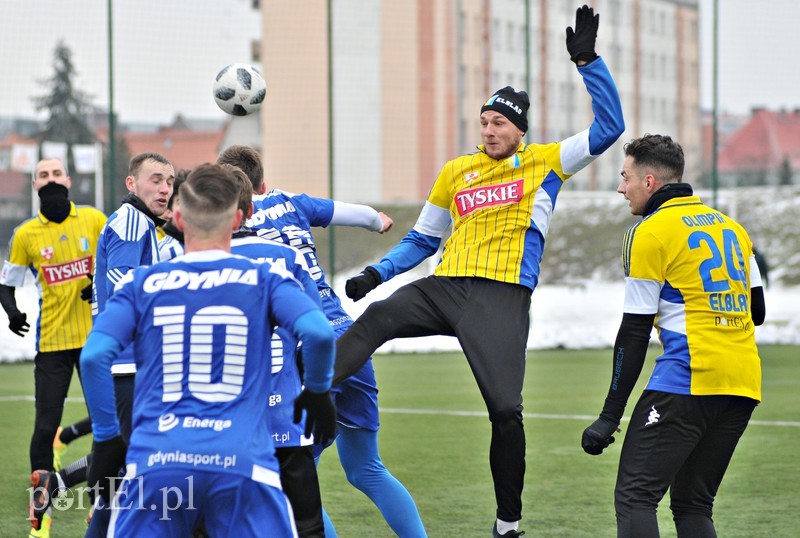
top-left (566, 4), bottom-right (599, 65)
top-left (80, 284), bottom-right (93, 303)
top-left (378, 212), bottom-right (393, 234)
top-left (293, 389), bottom-right (336, 446)
top-left (87, 435), bottom-right (127, 504)
top-left (8, 310), bottom-right (30, 337)
top-left (80, 274), bottom-right (93, 303)
top-left (345, 266), bottom-right (381, 301)
top-left (582, 415), bottom-right (620, 455)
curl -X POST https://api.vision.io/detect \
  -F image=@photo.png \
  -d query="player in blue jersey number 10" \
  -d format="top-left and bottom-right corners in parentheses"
top-left (80, 164), bottom-right (337, 537)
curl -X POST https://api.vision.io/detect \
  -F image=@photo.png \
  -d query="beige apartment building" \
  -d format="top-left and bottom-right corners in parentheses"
top-left (260, 0), bottom-right (699, 202)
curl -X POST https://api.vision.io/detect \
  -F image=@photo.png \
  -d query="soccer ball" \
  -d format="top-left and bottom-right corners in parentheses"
top-left (213, 63), bottom-right (267, 116)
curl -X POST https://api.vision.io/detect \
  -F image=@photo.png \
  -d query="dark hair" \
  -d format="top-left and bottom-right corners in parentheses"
top-left (219, 163), bottom-right (253, 223)
top-left (180, 163), bottom-right (240, 231)
top-left (623, 134), bottom-right (684, 182)
top-left (167, 168), bottom-right (190, 210)
top-left (217, 145), bottom-right (264, 193)
top-left (129, 152), bottom-right (172, 177)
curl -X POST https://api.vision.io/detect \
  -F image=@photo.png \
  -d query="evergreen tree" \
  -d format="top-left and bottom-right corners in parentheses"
top-left (32, 40), bottom-right (95, 144)
top-left (779, 156), bottom-right (793, 186)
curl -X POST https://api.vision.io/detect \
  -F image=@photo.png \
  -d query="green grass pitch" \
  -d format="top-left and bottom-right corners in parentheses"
top-left (0, 346), bottom-right (797, 536)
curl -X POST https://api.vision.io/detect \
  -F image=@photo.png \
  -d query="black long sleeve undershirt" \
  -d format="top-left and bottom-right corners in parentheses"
top-left (0, 284), bottom-right (19, 317)
top-left (600, 312), bottom-right (655, 423)
top-left (751, 286), bottom-right (766, 326)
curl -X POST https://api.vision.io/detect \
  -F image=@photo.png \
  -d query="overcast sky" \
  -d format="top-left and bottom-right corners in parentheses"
top-left (0, 0), bottom-right (798, 125)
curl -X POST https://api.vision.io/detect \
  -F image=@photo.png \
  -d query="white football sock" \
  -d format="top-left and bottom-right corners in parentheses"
top-left (496, 518), bottom-right (519, 535)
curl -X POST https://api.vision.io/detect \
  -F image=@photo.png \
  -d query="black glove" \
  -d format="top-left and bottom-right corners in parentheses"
top-left (87, 435), bottom-right (128, 504)
top-left (81, 274), bottom-right (93, 303)
top-left (582, 415), bottom-right (619, 455)
top-left (345, 266), bottom-right (382, 301)
top-left (293, 389), bottom-right (337, 446)
top-left (8, 310), bottom-right (30, 337)
top-left (566, 4), bottom-right (599, 64)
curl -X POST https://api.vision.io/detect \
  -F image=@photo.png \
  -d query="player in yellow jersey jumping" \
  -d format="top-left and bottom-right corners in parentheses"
top-left (0, 157), bottom-right (106, 535)
top-left (333, 5), bottom-right (625, 537)
top-left (581, 134), bottom-right (766, 537)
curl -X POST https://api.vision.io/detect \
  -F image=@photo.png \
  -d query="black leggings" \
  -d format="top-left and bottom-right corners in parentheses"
top-left (335, 276), bottom-right (531, 521)
top-left (30, 349), bottom-right (83, 472)
top-left (276, 446), bottom-right (324, 537)
top-left (615, 391), bottom-right (756, 537)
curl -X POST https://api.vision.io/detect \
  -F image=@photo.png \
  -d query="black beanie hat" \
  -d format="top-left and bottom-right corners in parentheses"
top-left (480, 86), bottom-right (529, 133)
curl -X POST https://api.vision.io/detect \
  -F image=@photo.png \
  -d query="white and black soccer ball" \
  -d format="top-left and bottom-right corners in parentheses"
top-left (213, 63), bottom-right (267, 116)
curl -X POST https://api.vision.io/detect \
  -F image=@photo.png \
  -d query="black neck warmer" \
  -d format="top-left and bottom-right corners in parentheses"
top-left (38, 182), bottom-right (72, 223)
top-left (642, 182), bottom-right (694, 217)
top-left (161, 220), bottom-right (184, 244)
top-left (121, 193), bottom-right (166, 228)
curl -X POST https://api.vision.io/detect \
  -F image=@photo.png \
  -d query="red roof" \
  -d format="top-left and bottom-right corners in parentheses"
top-left (0, 171), bottom-right (30, 197)
top-left (718, 109), bottom-right (800, 173)
top-left (122, 129), bottom-right (225, 172)
top-left (0, 134), bottom-right (37, 149)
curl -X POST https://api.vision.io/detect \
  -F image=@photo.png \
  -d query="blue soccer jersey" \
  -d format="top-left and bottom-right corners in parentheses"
top-left (231, 232), bottom-right (322, 448)
top-left (93, 203), bottom-right (160, 373)
top-left (247, 190), bottom-right (381, 432)
top-left (248, 190), bottom-right (352, 329)
top-left (90, 250), bottom-right (322, 481)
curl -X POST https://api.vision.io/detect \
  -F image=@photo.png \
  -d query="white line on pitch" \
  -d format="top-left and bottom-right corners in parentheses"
top-left (2, 398), bottom-right (795, 428)
top-left (0, 396), bottom-right (86, 403)
top-left (378, 407), bottom-right (800, 428)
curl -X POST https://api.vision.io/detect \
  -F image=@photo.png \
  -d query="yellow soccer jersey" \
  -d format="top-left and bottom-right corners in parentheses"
top-left (428, 141), bottom-right (569, 289)
top-left (0, 203), bottom-right (107, 352)
top-left (622, 196), bottom-right (761, 401)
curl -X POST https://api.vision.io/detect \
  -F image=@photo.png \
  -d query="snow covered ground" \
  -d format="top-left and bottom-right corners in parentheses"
top-left (1, 265), bottom-right (796, 362)
top-left (332, 265), bottom-right (800, 354)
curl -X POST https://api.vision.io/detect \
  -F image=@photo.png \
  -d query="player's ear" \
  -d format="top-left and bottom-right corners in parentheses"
top-left (258, 183), bottom-right (267, 195)
top-left (125, 175), bottom-right (136, 194)
top-left (232, 208), bottom-right (244, 231)
top-left (173, 206), bottom-right (185, 232)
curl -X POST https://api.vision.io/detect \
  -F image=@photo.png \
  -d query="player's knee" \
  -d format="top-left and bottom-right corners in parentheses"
top-left (488, 407), bottom-right (523, 428)
top-left (670, 498), bottom-right (714, 520)
top-left (343, 459), bottom-right (386, 491)
top-left (361, 301), bottom-right (394, 330)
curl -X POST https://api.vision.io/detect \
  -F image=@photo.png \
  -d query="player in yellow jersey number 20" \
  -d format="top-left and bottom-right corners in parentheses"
top-left (582, 134), bottom-right (766, 538)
